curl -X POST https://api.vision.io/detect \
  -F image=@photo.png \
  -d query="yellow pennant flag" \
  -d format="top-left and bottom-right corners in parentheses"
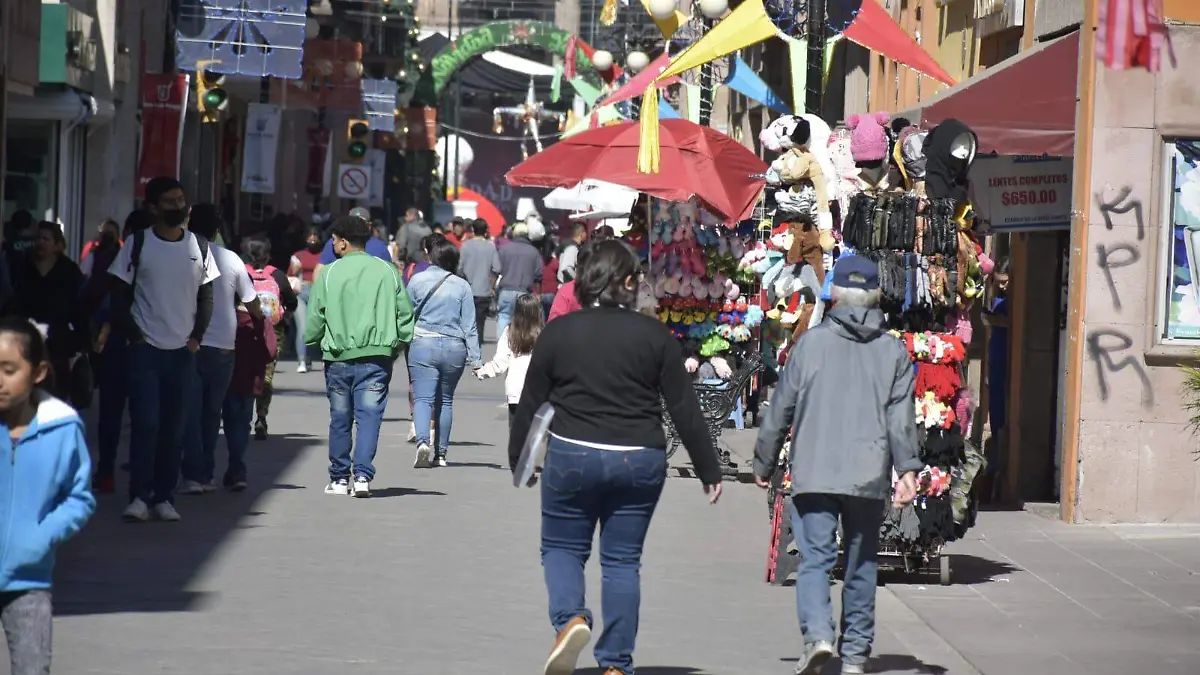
top-left (636, 0), bottom-right (688, 39)
top-left (636, 0), bottom-right (778, 173)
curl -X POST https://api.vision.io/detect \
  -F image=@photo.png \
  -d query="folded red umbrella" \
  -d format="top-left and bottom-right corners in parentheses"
top-left (505, 119), bottom-right (767, 223)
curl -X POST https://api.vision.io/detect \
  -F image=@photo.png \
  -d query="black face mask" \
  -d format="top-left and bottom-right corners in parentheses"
top-left (160, 208), bottom-right (188, 228)
top-left (307, 241), bottom-right (322, 253)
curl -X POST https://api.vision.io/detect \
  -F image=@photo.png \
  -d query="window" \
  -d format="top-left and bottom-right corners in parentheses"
top-left (1160, 140), bottom-right (1200, 341)
top-left (2, 120), bottom-right (57, 222)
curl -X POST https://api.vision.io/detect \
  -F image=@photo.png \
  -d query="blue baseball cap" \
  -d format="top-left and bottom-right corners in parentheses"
top-left (831, 255), bottom-right (879, 291)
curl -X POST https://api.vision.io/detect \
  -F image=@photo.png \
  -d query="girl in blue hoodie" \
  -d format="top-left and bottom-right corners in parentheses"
top-left (0, 317), bottom-right (95, 675)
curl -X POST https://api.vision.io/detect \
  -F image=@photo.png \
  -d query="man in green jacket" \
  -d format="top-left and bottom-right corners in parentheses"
top-left (305, 215), bottom-right (415, 497)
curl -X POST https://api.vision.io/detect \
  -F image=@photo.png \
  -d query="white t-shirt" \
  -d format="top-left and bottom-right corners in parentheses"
top-left (203, 245), bottom-right (257, 350)
top-left (108, 229), bottom-right (221, 350)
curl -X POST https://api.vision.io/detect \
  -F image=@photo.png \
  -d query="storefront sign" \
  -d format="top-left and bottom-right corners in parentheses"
top-left (969, 155), bottom-right (1072, 231)
top-left (240, 103), bottom-right (282, 194)
top-left (135, 73), bottom-right (189, 198)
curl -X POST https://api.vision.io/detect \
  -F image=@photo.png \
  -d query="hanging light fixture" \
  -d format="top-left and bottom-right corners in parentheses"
top-left (698, 0), bottom-right (728, 19)
top-left (591, 49), bottom-right (614, 70)
top-left (648, 0), bottom-right (677, 20)
top-left (626, 50), bottom-right (649, 72)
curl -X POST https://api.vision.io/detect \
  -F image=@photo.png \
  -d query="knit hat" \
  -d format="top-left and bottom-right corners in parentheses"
top-left (846, 112), bottom-right (891, 163)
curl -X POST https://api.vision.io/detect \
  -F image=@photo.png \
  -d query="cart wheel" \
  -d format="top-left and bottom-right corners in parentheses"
top-left (938, 555), bottom-right (951, 586)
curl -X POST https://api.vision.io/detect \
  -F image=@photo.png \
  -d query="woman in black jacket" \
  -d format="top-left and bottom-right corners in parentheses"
top-left (509, 239), bottom-right (723, 675)
top-left (11, 221), bottom-right (88, 400)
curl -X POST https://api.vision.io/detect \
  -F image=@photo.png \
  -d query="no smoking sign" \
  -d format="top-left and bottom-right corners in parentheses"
top-left (336, 163), bottom-right (372, 199)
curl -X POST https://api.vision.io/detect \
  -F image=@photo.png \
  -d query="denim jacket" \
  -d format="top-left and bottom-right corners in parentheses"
top-left (406, 266), bottom-right (481, 364)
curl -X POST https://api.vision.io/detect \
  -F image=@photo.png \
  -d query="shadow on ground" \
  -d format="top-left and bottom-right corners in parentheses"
top-left (54, 429), bottom-right (321, 616)
top-left (573, 662), bottom-right (705, 667)
top-left (779, 654), bottom-right (948, 674)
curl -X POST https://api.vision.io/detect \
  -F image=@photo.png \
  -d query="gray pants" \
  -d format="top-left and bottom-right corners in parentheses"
top-left (1, 590), bottom-right (52, 675)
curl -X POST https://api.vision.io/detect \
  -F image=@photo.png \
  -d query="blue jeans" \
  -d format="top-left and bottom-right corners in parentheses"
top-left (181, 347), bottom-right (236, 484)
top-left (540, 437), bottom-right (667, 675)
top-left (295, 284), bottom-right (312, 365)
top-left (495, 288), bottom-right (522, 342)
top-left (408, 336), bottom-right (467, 452)
top-left (126, 342), bottom-right (195, 505)
top-left (791, 493), bottom-right (884, 667)
top-left (94, 336), bottom-right (128, 476)
top-left (325, 357), bottom-right (392, 481)
top-left (221, 394), bottom-right (254, 480)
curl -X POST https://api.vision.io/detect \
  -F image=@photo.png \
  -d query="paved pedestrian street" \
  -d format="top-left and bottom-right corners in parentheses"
top-left (37, 365), bottom-right (1200, 675)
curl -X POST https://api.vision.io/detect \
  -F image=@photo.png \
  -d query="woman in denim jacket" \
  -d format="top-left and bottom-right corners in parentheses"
top-left (407, 235), bottom-right (482, 468)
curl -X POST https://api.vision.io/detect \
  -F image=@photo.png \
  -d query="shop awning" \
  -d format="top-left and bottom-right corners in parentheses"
top-left (904, 30), bottom-right (1080, 157)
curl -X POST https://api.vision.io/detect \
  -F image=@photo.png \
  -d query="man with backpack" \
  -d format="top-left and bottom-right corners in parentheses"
top-left (304, 215), bottom-right (414, 497)
top-left (106, 177), bottom-right (220, 523)
top-left (179, 205), bottom-right (262, 495)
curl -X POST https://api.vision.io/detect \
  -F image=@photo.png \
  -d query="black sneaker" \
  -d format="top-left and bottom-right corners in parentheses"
top-left (434, 451), bottom-right (448, 468)
top-left (224, 474), bottom-right (248, 492)
top-left (254, 419), bottom-right (268, 440)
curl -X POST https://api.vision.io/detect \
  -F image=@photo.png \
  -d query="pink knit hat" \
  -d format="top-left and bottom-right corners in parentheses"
top-left (846, 112), bottom-right (891, 163)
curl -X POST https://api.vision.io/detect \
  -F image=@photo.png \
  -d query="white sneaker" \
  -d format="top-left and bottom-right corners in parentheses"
top-left (841, 663), bottom-right (866, 675)
top-left (203, 480), bottom-right (219, 493)
top-left (414, 443), bottom-right (433, 469)
top-left (407, 424), bottom-right (417, 443)
top-left (122, 498), bottom-right (150, 523)
top-left (153, 502), bottom-right (182, 522)
top-left (178, 480), bottom-right (207, 495)
top-left (435, 454), bottom-right (448, 468)
top-left (297, 362), bottom-right (308, 373)
top-left (352, 477), bottom-right (371, 498)
top-left (324, 479), bottom-right (350, 495)
top-left (795, 641), bottom-right (834, 675)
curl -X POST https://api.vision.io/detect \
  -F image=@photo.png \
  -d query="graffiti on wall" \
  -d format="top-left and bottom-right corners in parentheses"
top-left (1088, 187), bottom-right (1154, 408)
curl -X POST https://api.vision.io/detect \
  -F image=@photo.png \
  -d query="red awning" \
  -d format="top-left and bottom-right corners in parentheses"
top-left (844, 0), bottom-right (955, 86)
top-left (914, 31), bottom-right (1080, 157)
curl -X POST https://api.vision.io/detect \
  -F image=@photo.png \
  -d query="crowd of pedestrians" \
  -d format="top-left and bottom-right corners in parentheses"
top-left (0, 193), bottom-right (924, 675)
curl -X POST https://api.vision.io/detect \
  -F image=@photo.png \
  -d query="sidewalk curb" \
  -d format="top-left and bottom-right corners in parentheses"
top-left (876, 587), bottom-right (982, 674)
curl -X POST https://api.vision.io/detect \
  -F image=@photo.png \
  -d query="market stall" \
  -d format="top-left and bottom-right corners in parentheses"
top-left (760, 110), bottom-right (991, 585)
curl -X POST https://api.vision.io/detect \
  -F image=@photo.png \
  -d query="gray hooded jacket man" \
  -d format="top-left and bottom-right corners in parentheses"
top-left (752, 303), bottom-right (922, 496)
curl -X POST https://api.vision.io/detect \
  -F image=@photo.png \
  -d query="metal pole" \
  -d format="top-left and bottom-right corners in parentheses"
top-left (440, 0), bottom-right (453, 197)
top-left (805, 0), bottom-right (826, 116)
top-left (451, 0), bottom-right (461, 198)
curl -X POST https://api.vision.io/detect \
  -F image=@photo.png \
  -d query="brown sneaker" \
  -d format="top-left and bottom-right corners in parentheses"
top-left (544, 616), bottom-right (590, 675)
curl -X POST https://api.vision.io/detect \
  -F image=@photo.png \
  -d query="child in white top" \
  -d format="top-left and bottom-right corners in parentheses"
top-left (475, 293), bottom-right (544, 426)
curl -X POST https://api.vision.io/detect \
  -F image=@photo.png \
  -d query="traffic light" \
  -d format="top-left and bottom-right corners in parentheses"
top-left (346, 118), bottom-right (371, 162)
top-left (195, 61), bottom-right (228, 123)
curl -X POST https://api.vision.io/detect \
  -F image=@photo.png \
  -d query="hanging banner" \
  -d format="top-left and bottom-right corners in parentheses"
top-left (241, 103), bottom-right (282, 194)
top-left (969, 155), bottom-right (1073, 231)
top-left (135, 73), bottom-right (190, 198)
top-left (366, 149), bottom-right (387, 207)
top-left (305, 127), bottom-right (330, 196)
top-left (725, 57), bottom-right (791, 114)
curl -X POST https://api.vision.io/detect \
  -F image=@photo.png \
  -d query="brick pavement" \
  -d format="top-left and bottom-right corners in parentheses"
top-left (37, 360), bottom-right (975, 675)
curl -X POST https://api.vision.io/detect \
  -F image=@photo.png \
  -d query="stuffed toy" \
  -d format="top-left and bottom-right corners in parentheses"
top-left (771, 115), bottom-right (836, 252)
top-left (827, 127), bottom-right (861, 220)
top-left (759, 114), bottom-right (801, 153)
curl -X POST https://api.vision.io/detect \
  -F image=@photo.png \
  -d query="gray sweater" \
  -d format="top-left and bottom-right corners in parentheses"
top-left (752, 305), bottom-right (922, 500)
top-left (458, 237), bottom-right (500, 298)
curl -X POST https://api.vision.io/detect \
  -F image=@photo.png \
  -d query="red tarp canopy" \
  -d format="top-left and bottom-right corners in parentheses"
top-left (913, 31), bottom-right (1080, 157)
top-left (844, 0), bottom-right (956, 86)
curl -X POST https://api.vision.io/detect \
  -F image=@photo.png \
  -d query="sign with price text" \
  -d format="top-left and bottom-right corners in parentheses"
top-left (969, 155), bottom-right (1072, 232)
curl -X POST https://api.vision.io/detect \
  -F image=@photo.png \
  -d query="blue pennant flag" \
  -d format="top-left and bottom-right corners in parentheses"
top-left (724, 57), bottom-right (791, 114)
top-left (659, 94), bottom-right (681, 119)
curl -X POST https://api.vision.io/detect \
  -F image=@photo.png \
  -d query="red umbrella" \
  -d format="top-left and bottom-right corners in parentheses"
top-left (505, 119), bottom-right (767, 223)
